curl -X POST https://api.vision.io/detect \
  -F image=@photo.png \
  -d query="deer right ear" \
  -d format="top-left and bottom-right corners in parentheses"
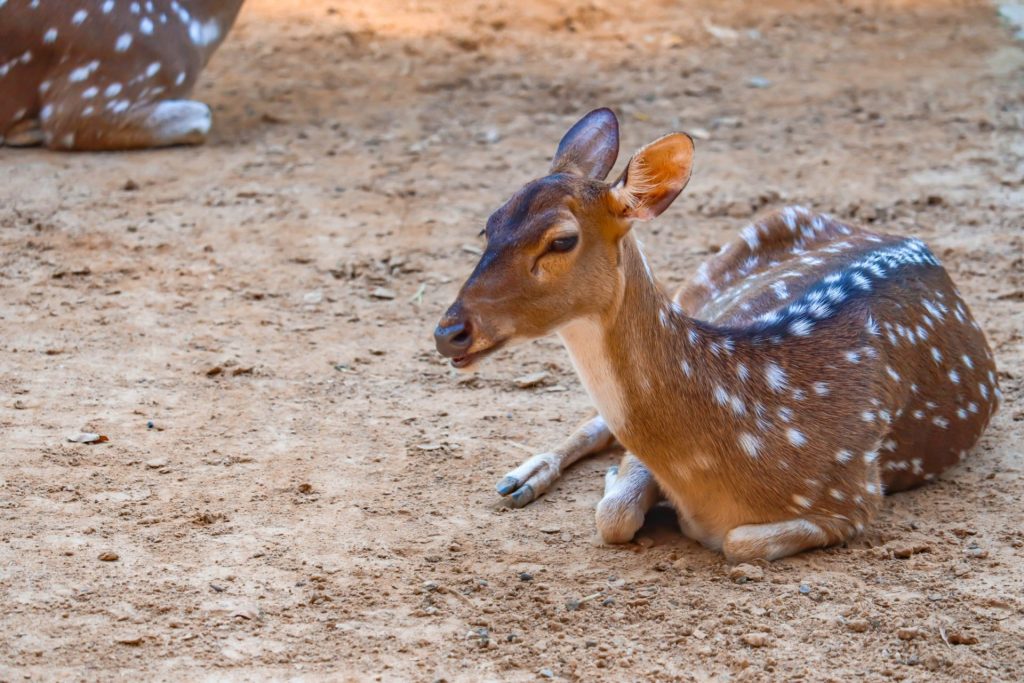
top-left (550, 108), bottom-right (620, 180)
top-left (610, 133), bottom-right (694, 221)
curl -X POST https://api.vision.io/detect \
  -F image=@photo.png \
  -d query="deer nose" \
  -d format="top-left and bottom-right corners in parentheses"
top-left (434, 319), bottom-right (473, 357)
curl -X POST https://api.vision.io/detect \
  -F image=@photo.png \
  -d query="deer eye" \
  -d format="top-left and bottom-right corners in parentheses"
top-left (548, 235), bottom-right (579, 253)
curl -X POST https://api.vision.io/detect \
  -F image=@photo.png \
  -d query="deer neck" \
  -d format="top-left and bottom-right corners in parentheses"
top-left (557, 233), bottom-right (729, 450)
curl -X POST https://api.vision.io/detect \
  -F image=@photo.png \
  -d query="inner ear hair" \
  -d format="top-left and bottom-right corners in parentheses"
top-left (612, 155), bottom-right (658, 213)
top-left (610, 132), bottom-right (694, 221)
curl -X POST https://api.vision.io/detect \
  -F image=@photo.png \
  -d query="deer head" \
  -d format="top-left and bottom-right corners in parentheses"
top-left (434, 109), bottom-right (694, 367)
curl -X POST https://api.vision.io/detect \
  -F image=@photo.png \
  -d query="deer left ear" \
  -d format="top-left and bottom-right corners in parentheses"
top-left (609, 133), bottom-right (694, 221)
top-left (550, 108), bottom-right (620, 180)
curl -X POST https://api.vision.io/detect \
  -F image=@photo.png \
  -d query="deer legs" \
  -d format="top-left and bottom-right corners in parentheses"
top-left (34, 93), bottom-right (211, 150)
top-left (595, 453), bottom-right (661, 544)
top-left (496, 415), bottom-right (615, 508)
top-left (4, 118), bottom-right (45, 146)
top-left (496, 417), bottom-right (660, 543)
top-left (722, 516), bottom-right (858, 563)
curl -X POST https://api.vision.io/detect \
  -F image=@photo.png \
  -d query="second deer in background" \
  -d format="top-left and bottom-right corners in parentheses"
top-left (434, 108), bottom-right (1001, 563)
top-left (0, 0), bottom-right (245, 150)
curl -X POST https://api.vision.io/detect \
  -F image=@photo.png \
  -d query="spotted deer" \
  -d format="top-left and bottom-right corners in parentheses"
top-left (0, 0), bottom-right (244, 150)
top-left (433, 108), bottom-right (1001, 563)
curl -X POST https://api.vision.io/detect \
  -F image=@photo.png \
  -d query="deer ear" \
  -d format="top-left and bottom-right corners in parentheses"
top-left (610, 133), bottom-right (694, 221)
top-left (550, 108), bottom-right (620, 180)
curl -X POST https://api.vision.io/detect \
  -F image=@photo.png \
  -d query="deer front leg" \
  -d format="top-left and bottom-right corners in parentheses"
top-left (496, 415), bottom-right (615, 508)
top-left (722, 516), bottom-right (858, 563)
top-left (595, 453), bottom-right (661, 544)
top-left (41, 98), bottom-right (212, 151)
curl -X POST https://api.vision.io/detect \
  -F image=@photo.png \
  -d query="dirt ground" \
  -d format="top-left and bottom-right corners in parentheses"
top-left (1, 0), bottom-right (1023, 680)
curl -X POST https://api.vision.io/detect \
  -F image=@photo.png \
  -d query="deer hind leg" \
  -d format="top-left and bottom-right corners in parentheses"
top-left (722, 516), bottom-right (858, 563)
top-left (496, 416), bottom-right (615, 508)
top-left (4, 118), bottom-right (45, 147)
top-left (41, 97), bottom-right (212, 150)
top-left (595, 453), bottom-right (661, 544)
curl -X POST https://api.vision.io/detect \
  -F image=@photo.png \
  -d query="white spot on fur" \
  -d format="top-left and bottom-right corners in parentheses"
top-left (736, 363), bottom-right (749, 382)
top-left (738, 432), bottom-right (762, 459)
top-left (764, 362), bottom-right (787, 392)
top-left (115, 33), bottom-right (133, 52)
top-left (789, 318), bottom-right (813, 336)
top-left (189, 18), bottom-right (221, 46)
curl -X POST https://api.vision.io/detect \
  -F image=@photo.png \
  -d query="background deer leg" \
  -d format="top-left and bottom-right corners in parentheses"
top-left (496, 415), bottom-right (615, 508)
top-left (40, 96), bottom-right (212, 151)
top-left (4, 118), bottom-right (45, 147)
top-left (595, 453), bottom-right (661, 544)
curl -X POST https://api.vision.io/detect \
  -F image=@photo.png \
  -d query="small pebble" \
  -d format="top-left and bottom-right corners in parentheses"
top-left (892, 543), bottom-right (931, 559)
top-left (799, 583), bottom-right (812, 595)
top-left (897, 627), bottom-right (923, 641)
top-left (741, 633), bottom-right (770, 648)
top-left (371, 287), bottom-right (396, 300)
top-left (146, 420), bottom-right (154, 429)
top-left (518, 572), bottom-right (534, 582)
top-left (846, 619), bottom-right (870, 633)
top-left (145, 458), bottom-right (168, 469)
top-left (538, 668), bottom-right (554, 679)
top-left (98, 551), bottom-right (119, 562)
top-left (747, 76), bottom-right (772, 88)
top-left (728, 563), bottom-right (764, 583)
top-left (514, 371), bottom-right (551, 389)
top-left (67, 432), bottom-right (107, 444)
top-left (947, 631), bottom-right (979, 645)
top-left (114, 634), bottom-right (143, 646)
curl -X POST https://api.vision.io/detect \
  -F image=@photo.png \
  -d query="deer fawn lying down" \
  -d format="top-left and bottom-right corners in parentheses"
top-left (0, 0), bottom-right (244, 150)
top-left (434, 109), bottom-right (1001, 563)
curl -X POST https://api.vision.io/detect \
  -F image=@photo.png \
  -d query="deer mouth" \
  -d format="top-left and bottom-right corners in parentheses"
top-left (451, 339), bottom-right (507, 369)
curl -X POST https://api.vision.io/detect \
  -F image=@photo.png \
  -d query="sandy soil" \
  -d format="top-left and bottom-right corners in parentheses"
top-left (1, 0), bottom-right (1023, 680)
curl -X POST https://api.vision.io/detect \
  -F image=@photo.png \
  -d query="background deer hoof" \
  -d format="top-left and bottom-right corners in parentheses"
top-left (145, 100), bottom-right (213, 147)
